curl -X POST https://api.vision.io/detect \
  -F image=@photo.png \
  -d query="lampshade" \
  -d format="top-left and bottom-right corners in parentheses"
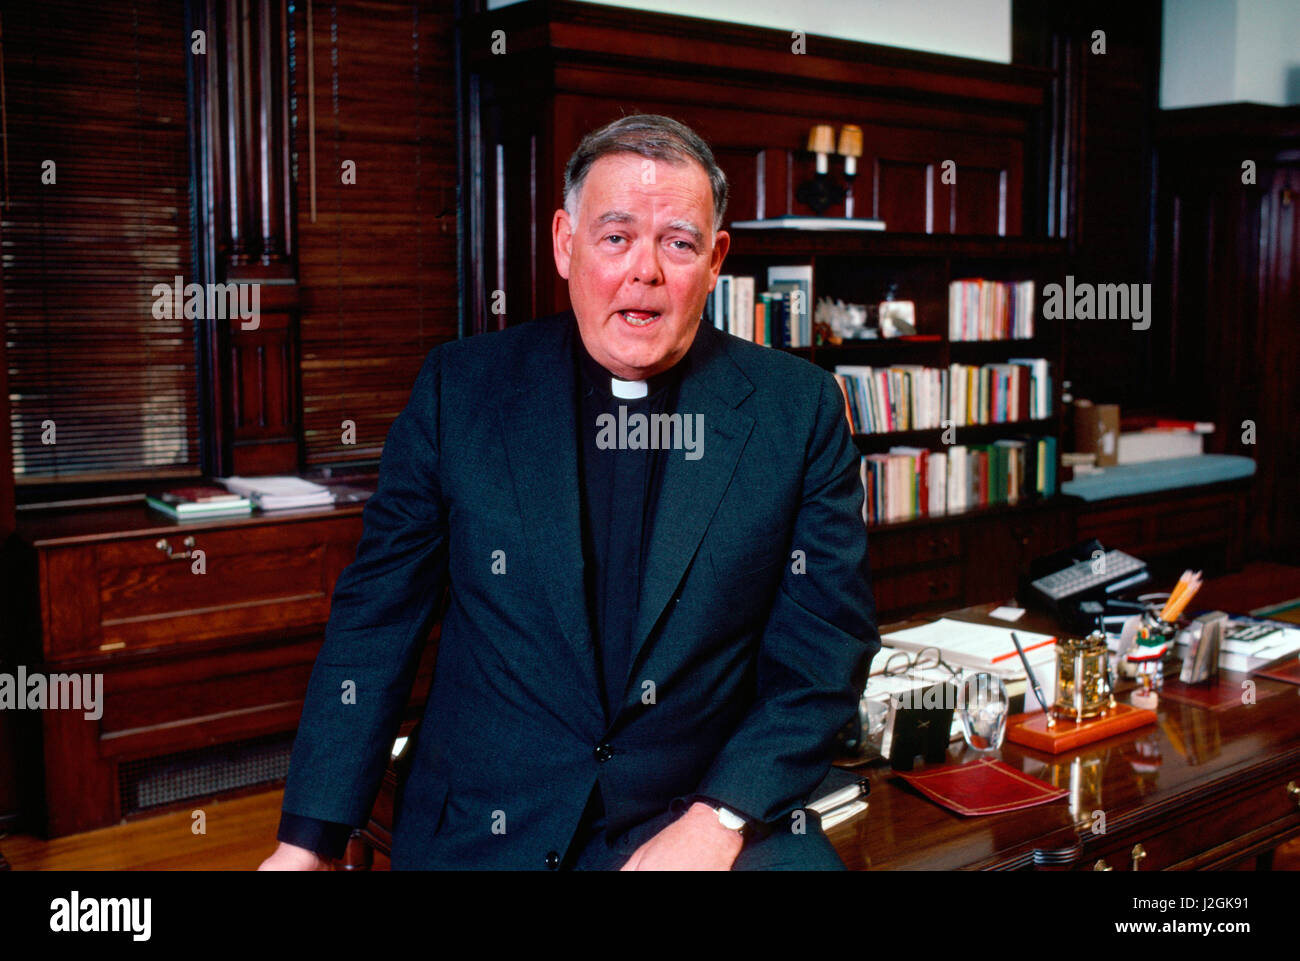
top-left (807, 124), bottom-right (836, 154)
top-left (837, 124), bottom-right (863, 158)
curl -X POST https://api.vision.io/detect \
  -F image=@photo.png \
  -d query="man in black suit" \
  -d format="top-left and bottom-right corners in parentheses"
top-left (261, 114), bottom-right (879, 870)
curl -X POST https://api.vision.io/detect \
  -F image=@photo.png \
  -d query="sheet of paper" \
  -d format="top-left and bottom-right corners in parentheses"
top-left (989, 606), bottom-right (1026, 622)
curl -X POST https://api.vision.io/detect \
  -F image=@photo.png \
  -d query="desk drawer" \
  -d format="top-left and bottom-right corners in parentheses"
top-left (871, 561), bottom-right (963, 614)
top-left (1078, 772), bottom-right (1300, 872)
top-left (869, 528), bottom-right (963, 573)
top-left (41, 515), bottom-right (364, 660)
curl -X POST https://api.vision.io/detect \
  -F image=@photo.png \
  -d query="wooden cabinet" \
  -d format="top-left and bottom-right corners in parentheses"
top-left (36, 519), bottom-right (361, 662)
top-left (1073, 479), bottom-right (1251, 576)
top-left (6, 501), bottom-right (440, 837)
top-left (867, 500), bottom-right (1075, 620)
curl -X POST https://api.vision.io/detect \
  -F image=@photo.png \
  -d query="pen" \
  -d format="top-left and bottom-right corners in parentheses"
top-left (1011, 631), bottom-right (1052, 714)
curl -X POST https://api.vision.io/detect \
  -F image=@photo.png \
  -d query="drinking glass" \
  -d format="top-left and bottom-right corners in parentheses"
top-left (959, 672), bottom-right (1009, 752)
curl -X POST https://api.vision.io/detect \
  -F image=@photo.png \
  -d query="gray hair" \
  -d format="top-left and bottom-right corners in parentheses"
top-left (562, 113), bottom-right (729, 234)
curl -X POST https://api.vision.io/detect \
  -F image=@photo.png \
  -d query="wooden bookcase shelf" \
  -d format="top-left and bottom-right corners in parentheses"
top-left (726, 229), bottom-right (1066, 260)
top-left (724, 230), bottom-right (1070, 616)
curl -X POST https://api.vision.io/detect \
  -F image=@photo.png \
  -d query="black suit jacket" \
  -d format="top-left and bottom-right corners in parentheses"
top-left (281, 311), bottom-right (880, 868)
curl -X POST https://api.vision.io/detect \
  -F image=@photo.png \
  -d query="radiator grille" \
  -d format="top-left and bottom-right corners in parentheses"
top-left (117, 732), bottom-right (295, 815)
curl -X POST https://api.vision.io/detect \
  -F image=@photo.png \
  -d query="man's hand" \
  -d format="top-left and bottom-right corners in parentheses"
top-left (258, 841), bottom-right (333, 871)
top-left (620, 802), bottom-right (744, 871)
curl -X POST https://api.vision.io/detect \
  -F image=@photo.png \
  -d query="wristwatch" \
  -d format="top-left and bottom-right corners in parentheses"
top-left (713, 805), bottom-right (751, 837)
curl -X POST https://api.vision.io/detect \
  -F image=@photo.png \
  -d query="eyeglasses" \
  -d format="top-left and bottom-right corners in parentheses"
top-left (880, 646), bottom-right (962, 679)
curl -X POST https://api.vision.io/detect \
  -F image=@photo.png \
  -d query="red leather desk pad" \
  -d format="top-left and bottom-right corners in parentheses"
top-left (895, 756), bottom-right (1067, 816)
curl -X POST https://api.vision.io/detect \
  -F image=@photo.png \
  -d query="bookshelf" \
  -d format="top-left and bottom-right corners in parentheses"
top-left (722, 228), bottom-right (1068, 533)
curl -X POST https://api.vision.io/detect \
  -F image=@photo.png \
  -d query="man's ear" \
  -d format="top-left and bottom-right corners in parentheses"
top-left (706, 229), bottom-right (730, 290)
top-left (552, 209), bottom-right (574, 279)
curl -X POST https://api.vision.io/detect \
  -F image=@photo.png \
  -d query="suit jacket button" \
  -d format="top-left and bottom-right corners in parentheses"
top-left (545, 851), bottom-right (560, 870)
top-left (594, 743), bottom-right (614, 762)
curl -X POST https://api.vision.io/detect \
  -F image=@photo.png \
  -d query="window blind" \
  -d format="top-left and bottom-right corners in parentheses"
top-left (293, 0), bottom-right (458, 466)
top-left (2, 1), bottom-right (200, 483)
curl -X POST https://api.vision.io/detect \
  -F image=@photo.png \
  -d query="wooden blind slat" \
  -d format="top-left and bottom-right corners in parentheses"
top-left (294, 0), bottom-right (458, 467)
top-left (2, 0), bottom-right (199, 483)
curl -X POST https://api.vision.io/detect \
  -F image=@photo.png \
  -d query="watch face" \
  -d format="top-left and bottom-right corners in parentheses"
top-left (716, 807), bottom-right (747, 832)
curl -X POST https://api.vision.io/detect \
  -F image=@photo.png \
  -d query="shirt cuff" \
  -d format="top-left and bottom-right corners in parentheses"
top-left (277, 811), bottom-right (355, 861)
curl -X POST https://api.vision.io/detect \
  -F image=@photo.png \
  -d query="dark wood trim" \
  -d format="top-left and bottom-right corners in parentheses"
top-left (190, 0), bottom-right (303, 476)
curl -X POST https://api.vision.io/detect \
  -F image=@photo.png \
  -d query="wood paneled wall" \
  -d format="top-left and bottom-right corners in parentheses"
top-left (1154, 105), bottom-right (1300, 556)
top-left (463, 0), bottom-right (1052, 332)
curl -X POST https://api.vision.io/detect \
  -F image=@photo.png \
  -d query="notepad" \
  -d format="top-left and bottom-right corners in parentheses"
top-left (882, 619), bottom-right (1057, 672)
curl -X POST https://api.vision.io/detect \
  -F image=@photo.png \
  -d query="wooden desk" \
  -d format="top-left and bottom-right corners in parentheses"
top-left (827, 603), bottom-right (1300, 870)
top-left (346, 602), bottom-right (1300, 870)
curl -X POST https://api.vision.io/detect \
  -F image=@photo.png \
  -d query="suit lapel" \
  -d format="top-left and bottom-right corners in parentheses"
top-left (497, 315), bottom-right (602, 723)
top-left (626, 322), bottom-right (754, 700)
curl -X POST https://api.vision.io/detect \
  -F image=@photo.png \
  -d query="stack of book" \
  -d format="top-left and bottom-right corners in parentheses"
top-left (833, 359), bottom-right (1052, 435)
top-left (949, 279), bottom-right (1035, 340)
top-left (1116, 417), bottom-right (1213, 464)
top-left (706, 266), bottom-right (813, 347)
top-left (146, 485), bottom-right (252, 520)
top-left (833, 365), bottom-right (946, 432)
top-left (219, 476), bottom-right (335, 510)
top-left (860, 436), bottom-right (1057, 524)
top-left (948, 359), bottom-right (1052, 425)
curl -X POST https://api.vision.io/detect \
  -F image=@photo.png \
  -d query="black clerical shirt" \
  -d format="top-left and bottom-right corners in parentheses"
top-left (573, 321), bottom-right (685, 721)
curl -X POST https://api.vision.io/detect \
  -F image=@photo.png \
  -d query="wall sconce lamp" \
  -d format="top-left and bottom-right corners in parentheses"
top-left (796, 123), bottom-right (847, 216)
top-left (838, 124), bottom-right (863, 217)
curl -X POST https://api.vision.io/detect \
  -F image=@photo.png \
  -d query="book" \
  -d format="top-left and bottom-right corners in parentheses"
top-left (767, 265), bottom-right (813, 348)
top-left (732, 275), bottom-right (754, 342)
top-left (1117, 429), bottom-right (1204, 464)
top-left (146, 494), bottom-right (252, 519)
top-left (158, 485), bottom-right (244, 505)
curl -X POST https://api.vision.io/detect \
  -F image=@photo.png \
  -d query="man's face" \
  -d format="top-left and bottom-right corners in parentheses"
top-left (552, 153), bottom-right (729, 380)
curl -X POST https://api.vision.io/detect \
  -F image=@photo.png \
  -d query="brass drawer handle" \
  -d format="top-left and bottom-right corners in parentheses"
top-left (156, 536), bottom-right (197, 560)
top-left (1288, 781), bottom-right (1299, 808)
top-left (1131, 844), bottom-right (1147, 870)
top-left (1093, 859), bottom-right (1113, 871)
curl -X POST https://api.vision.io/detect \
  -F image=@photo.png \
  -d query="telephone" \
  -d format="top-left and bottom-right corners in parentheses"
top-left (1019, 538), bottom-right (1150, 635)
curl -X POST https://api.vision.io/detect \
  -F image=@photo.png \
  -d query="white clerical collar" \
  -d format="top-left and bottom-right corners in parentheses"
top-left (610, 377), bottom-right (648, 399)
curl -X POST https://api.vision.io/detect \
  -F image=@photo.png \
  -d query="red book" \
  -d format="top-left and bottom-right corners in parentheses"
top-left (160, 485), bottom-right (242, 505)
